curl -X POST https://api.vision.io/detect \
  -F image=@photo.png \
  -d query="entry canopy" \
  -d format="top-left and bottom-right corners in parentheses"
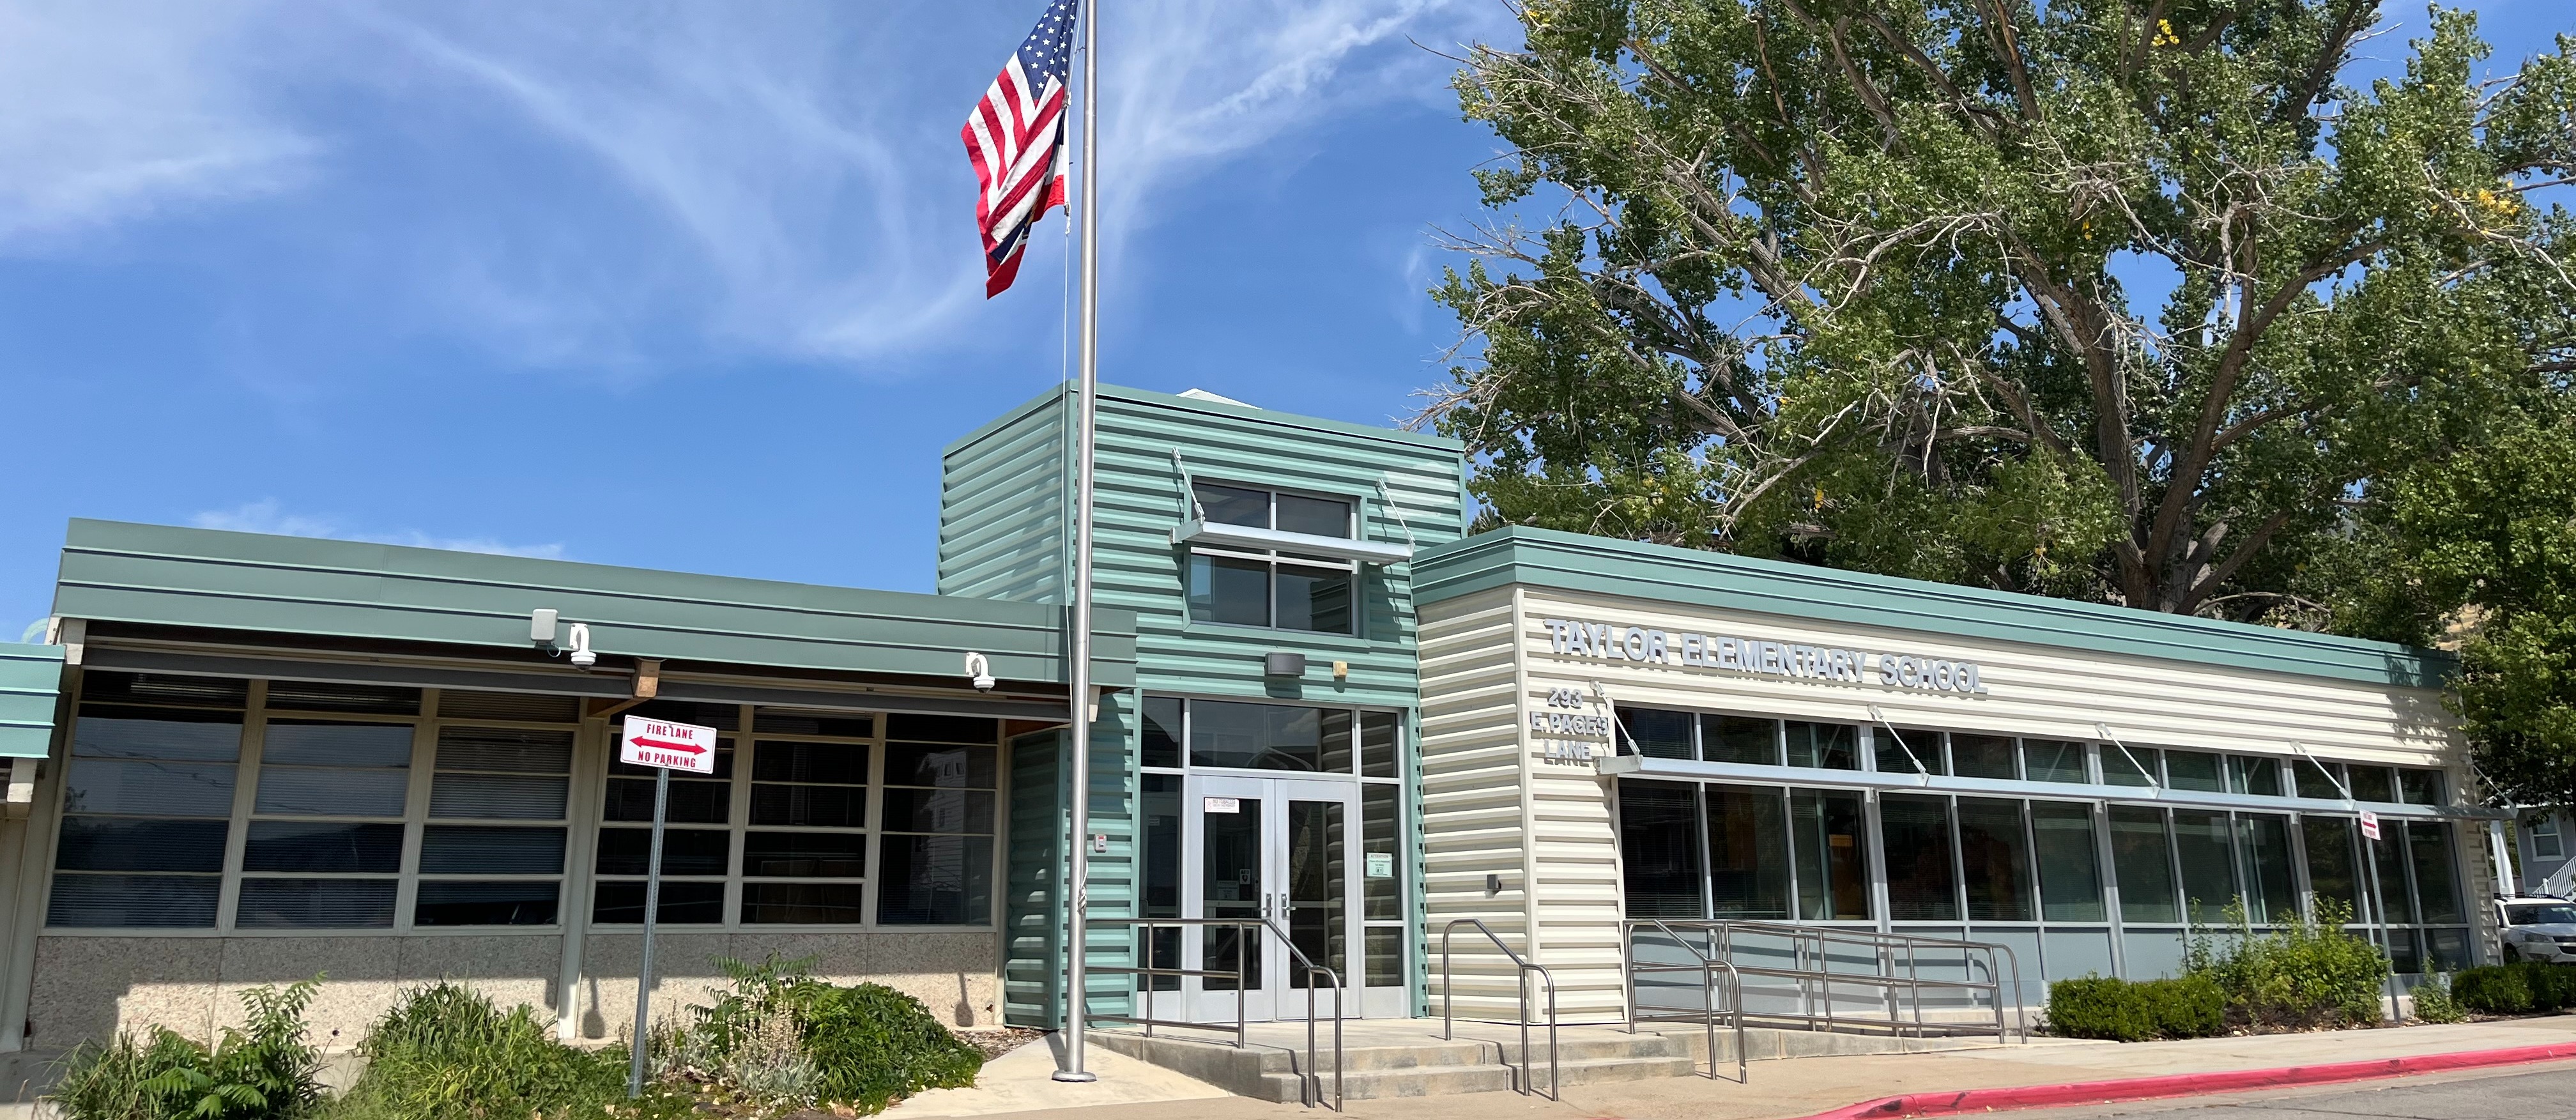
top-left (1171, 519), bottom-right (1412, 565)
top-left (0, 643), bottom-right (63, 758)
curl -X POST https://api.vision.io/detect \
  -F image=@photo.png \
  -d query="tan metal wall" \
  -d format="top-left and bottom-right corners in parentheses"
top-left (1418, 583), bottom-right (2470, 1022)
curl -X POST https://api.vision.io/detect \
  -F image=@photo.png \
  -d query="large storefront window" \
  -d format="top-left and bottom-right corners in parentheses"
top-left (47, 675), bottom-right (999, 933)
top-left (1608, 703), bottom-right (2479, 980)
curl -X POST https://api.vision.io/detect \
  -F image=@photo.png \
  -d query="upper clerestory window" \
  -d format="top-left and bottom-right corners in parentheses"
top-left (1185, 482), bottom-right (1358, 634)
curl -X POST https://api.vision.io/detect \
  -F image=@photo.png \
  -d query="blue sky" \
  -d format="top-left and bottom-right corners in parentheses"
top-left (1, 1), bottom-right (2568, 636)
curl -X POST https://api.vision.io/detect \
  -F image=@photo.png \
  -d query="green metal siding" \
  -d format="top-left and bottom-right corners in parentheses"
top-left (54, 519), bottom-right (1135, 688)
top-left (1000, 696), bottom-right (1138, 1027)
top-left (942, 384), bottom-right (1468, 1022)
top-left (1413, 526), bottom-right (2451, 689)
top-left (938, 383), bottom-right (1467, 705)
top-left (0, 642), bottom-right (63, 758)
top-left (938, 395), bottom-right (1070, 606)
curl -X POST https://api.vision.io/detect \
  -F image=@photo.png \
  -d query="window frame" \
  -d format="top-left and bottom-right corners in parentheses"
top-left (40, 679), bottom-right (1008, 936)
top-left (1183, 480), bottom-right (1364, 636)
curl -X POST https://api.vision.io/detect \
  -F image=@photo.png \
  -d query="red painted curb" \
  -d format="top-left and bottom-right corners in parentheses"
top-left (1785, 1041), bottom-right (2576, 1120)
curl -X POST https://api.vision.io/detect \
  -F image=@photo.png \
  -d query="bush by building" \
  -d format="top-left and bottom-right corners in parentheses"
top-left (2186, 900), bottom-right (2389, 1030)
top-left (50, 979), bottom-right (326, 1120)
top-left (660, 955), bottom-right (985, 1115)
top-left (2046, 974), bottom-right (2227, 1041)
top-left (2448, 962), bottom-right (2576, 1015)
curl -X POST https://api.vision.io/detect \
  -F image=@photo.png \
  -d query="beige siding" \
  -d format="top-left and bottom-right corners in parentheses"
top-left (1422, 581), bottom-right (2472, 1022)
top-left (1417, 587), bottom-right (1541, 1020)
top-left (1520, 587), bottom-right (2459, 767)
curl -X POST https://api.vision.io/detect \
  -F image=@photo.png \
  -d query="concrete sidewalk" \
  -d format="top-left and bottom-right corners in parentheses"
top-left (904, 1015), bottom-right (2576, 1120)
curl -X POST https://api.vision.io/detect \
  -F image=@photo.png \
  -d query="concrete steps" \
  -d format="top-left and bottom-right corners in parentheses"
top-left (1094, 1019), bottom-right (2018, 1103)
top-left (1094, 1024), bottom-right (1703, 1102)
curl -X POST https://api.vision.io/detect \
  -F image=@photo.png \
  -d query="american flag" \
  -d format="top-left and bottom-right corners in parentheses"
top-left (963, 0), bottom-right (1078, 299)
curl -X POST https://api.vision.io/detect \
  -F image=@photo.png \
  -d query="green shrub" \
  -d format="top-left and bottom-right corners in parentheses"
top-left (800, 983), bottom-right (984, 1112)
top-left (2411, 976), bottom-right (2467, 1024)
top-left (330, 983), bottom-right (682, 1120)
top-left (2046, 974), bottom-right (2225, 1041)
top-left (2185, 900), bottom-right (2390, 1029)
top-left (49, 979), bottom-right (326, 1120)
top-left (2451, 964), bottom-right (2532, 1013)
top-left (669, 955), bottom-right (982, 1114)
top-left (2449, 962), bottom-right (2576, 1016)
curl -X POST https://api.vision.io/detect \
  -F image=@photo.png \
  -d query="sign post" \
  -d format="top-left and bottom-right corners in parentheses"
top-left (618, 714), bottom-right (719, 1097)
top-left (2357, 810), bottom-right (2400, 1022)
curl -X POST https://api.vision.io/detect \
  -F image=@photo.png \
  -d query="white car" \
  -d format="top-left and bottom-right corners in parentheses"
top-left (2496, 898), bottom-right (2576, 963)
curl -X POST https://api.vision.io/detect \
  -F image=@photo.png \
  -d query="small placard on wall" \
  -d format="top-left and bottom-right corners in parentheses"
top-left (1204, 796), bottom-right (1241, 813)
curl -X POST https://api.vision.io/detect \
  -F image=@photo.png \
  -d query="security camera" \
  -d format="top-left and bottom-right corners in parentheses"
top-left (964, 652), bottom-right (995, 691)
top-left (566, 622), bottom-right (596, 670)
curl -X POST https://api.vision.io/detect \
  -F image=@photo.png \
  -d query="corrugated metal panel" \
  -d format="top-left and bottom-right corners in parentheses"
top-left (1520, 587), bottom-right (2460, 763)
top-left (0, 642), bottom-right (64, 759)
top-left (940, 383), bottom-right (1468, 1018)
top-left (1416, 527), bottom-right (2451, 689)
top-left (1002, 728), bottom-right (1063, 1027)
top-left (1428, 583), bottom-right (2474, 1018)
top-left (54, 519), bottom-right (1135, 689)
top-left (1417, 587), bottom-right (1540, 1019)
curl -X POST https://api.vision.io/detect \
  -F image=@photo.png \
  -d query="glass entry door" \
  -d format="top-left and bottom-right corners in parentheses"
top-left (1184, 774), bottom-right (1360, 1022)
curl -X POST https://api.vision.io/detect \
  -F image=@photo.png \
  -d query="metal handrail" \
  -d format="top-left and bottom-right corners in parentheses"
top-left (1630, 921), bottom-right (2027, 1046)
top-left (1087, 916), bottom-right (1345, 1111)
top-left (1621, 919), bottom-right (1748, 1083)
top-left (1438, 918), bottom-right (1560, 1100)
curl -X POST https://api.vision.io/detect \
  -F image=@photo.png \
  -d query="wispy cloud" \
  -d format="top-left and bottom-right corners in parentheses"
top-left (0, 1), bottom-right (315, 249)
top-left (0, 1), bottom-right (1505, 371)
top-left (193, 499), bottom-right (567, 560)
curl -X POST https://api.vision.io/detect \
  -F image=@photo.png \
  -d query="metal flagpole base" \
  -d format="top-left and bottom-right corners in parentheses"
top-left (1050, 1071), bottom-right (1099, 1083)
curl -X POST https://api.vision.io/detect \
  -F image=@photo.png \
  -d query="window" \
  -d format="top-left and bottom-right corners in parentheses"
top-left (418, 719), bottom-right (574, 927)
top-left (876, 715), bottom-right (999, 925)
top-left (1791, 789), bottom-right (1867, 919)
top-left (2533, 815), bottom-right (2566, 861)
top-left (595, 701), bottom-right (739, 926)
top-left (2349, 765), bottom-right (2397, 803)
top-left (2236, 813), bottom-right (2296, 923)
top-left (47, 677), bottom-right (591, 932)
top-left (1880, 794), bottom-right (1958, 921)
top-left (1627, 708), bottom-right (1695, 760)
top-left (2101, 745), bottom-right (2159, 788)
top-left (1618, 780), bottom-right (1702, 918)
top-left (2172, 811), bottom-right (2236, 923)
top-left (2302, 816), bottom-right (2358, 913)
top-left (1185, 482), bottom-right (1357, 634)
top-left (49, 672), bottom-right (247, 928)
top-left (1703, 715), bottom-right (1781, 766)
top-left (2032, 801), bottom-right (2104, 921)
top-left (1956, 798), bottom-right (2034, 921)
top-left (2164, 751), bottom-right (2225, 792)
top-left (1705, 785), bottom-right (1789, 918)
top-left (2229, 756), bottom-right (2284, 797)
top-left (1951, 734), bottom-right (2017, 779)
top-left (2398, 769), bottom-right (2446, 805)
top-left (2108, 806), bottom-right (2179, 923)
top-left (1784, 723), bottom-right (1859, 771)
top-left (2023, 740), bottom-right (2088, 784)
top-left (240, 718), bottom-right (414, 929)
top-left (1874, 728), bottom-right (1942, 776)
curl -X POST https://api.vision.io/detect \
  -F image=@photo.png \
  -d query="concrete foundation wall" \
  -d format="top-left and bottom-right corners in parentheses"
top-left (29, 930), bottom-right (1000, 1049)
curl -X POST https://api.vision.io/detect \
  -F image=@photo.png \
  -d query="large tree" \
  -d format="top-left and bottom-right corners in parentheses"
top-left (1427, 0), bottom-right (2576, 620)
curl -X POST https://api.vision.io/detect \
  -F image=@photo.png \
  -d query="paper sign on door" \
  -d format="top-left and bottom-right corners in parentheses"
top-left (1204, 797), bottom-right (1240, 813)
top-left (1366, 852), bottom-right (1395, 878)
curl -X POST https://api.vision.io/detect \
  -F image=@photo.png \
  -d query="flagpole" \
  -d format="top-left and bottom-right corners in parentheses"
top-left (1052, 0), bottom-right (1102, 1085)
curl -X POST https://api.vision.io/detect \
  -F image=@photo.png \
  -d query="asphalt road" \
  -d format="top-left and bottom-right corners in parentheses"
top-left (2012, 1061), bottom-right (2576, 1120)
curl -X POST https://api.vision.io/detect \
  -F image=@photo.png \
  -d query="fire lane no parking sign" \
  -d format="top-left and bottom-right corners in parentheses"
top-left (620, 714), bottom-right (718, 773)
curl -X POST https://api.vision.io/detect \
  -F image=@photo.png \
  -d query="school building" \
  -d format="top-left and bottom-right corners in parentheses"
top-left (0, 383), bottom-right (2499, 1058)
